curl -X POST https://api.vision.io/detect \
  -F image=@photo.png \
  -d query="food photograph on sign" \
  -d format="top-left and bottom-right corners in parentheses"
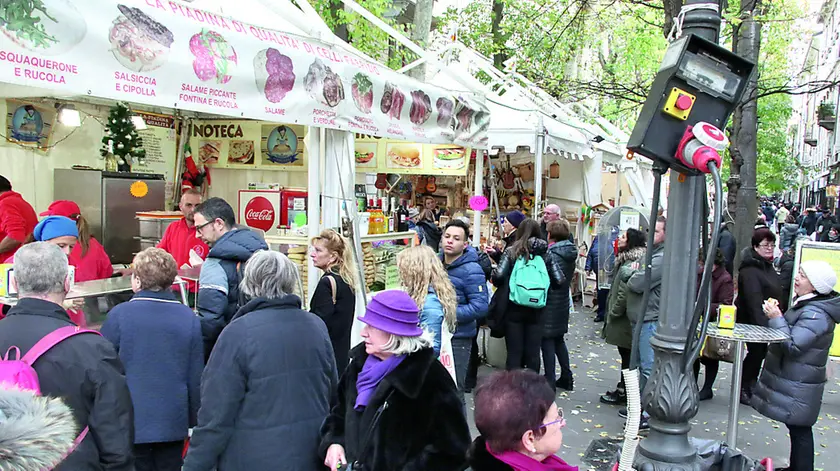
top-left (386, 143), bottom-right (422, 169)
top-left (0, 0), bottom-right (87, 55)
top-left (355, 141), bottom-right (377, 169)
top-left (304, 59), bottom-right (344, 108)
top-left (198, 140), bottom-right (221, 165)
top-left (254, 48), bottom-right (295, 103)
top-left (432, 145), bottom-right (466, 170)
top-left (109, 4), bottom-right (173, 72)
top-left (228, 140), bottom-right (255, 165)
top-left (261, 124), bottom-right (304, 166)
top-left (190, 29), bottom-right (237, 84)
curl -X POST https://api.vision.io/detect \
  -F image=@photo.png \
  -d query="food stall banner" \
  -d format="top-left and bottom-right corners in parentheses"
top-left (0, 0), bottom-right (489, 149)
top-left (355, 133), bottom-right (470, 176)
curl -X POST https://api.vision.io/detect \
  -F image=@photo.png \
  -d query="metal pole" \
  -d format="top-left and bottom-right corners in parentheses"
top-left (534, 116), bottom-right (545, 219)
top-left (473, 150), bottom-right (485, 247)
top-left (727, 342), bottom-right (746, 446)
top-left (633, 1), bottom-right (721, 469)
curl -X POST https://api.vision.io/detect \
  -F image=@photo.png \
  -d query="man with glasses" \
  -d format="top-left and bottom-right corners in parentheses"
top-left (735, 227), bottom-right (782, 404)
top-left (193, 197), bottom-right (267, 360)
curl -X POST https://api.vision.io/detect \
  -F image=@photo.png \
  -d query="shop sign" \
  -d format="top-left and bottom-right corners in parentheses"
top-left (5, 99), bottom-right (55, 150)
top-left (355, 135), bottom-right (470, 176)
top-left (190, 120), bottom-right (305, 169)
top-left (0, 0), bottom-right (488, 149)
top-left (244, 196), bottom-right (276, 232)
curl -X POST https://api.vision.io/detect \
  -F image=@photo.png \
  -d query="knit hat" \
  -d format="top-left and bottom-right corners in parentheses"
top-left (33, 216), bottom-right (78, 242)
top-left (505, 210), bottom-right (526, 228)
top-left (40, 200), bottom-right (81, 220)
top-left (800, 260), bottom-right (837, 295)
top-left (358, 290), bottom-right (422, 337)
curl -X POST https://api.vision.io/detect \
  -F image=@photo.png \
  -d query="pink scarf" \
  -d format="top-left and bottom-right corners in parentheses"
top-left (487, 443), bottom-right (578, 471)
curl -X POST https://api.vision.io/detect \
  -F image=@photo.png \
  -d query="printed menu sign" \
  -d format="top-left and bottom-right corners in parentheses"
top-left (0, 0), bottom-right (489, 149)
top-left (132, 111), bottom-right (177, 180)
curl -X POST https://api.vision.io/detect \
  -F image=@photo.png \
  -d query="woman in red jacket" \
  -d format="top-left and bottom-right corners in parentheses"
top-left (40, 200), bottom-right (113, 282)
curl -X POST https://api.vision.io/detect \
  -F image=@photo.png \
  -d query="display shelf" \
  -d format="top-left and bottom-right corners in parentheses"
top-left (265, 230), bottom-right (417, 247)
top-left (264, 234), bottom-right (309, 247)
top-left (360, 230), bottom-right (417, 243)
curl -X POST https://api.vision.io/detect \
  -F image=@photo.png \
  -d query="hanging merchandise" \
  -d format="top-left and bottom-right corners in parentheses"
top-left (181, 143), bottom-right (211, 193)
top-left (100, 102), bottom-right (145, 172)
top-left (549, 160), bottom-right (560, 179)
top-left (519, 163), bottom-right (534, 182)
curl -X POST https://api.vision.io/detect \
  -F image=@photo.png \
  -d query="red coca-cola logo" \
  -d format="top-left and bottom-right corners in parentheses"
top-left (244, 197), bottom-right (275, 232)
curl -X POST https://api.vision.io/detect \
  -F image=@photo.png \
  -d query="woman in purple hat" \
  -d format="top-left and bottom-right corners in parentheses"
top-left (319, 290), bottom-right (471, 471)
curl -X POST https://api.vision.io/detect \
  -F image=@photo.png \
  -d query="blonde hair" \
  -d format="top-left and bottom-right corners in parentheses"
top-left (311, 229), bottom-right (358, 287)
top-left (396, 245), bottom-right (457, 332)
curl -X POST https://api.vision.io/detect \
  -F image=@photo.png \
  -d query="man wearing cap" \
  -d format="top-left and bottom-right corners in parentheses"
top-left (752, 260), bottom-right (840, 471)
top-left (40, 200), bottom-right (113, 283)
top-left (158, 188), bottom-right (209, 272)
top-left (0, 175), bottom-right (38, 262)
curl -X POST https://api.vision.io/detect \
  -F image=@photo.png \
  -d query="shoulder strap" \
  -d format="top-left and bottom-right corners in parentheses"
top-left (327, 274), bottom-right (337, 305)
top-left (22, 326), bottom-right (102, 366)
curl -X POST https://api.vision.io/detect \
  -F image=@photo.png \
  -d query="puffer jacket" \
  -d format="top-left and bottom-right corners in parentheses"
top-left (626, 243), bottom-right (665, 322)
top-left (491, 238), bottom-right (564, 324)
top-left (197, 227), bottom-right (268, 357)
top-left (443, 246), bottom-right (489, 338)
top-left (735, 247), bottom-right (782, 327)
top-left (419, 288), bottom-right (447, 357)
top-left (751, 293), bottom-right (840, 426)
top-left (604, 247), bottom-right (646, 348)
top-left (542, 240), bottom-right (577, 337)
top-left (0, 388), bottom-right (79, 471)
top-left (779, 223), bottom-right (800, 251)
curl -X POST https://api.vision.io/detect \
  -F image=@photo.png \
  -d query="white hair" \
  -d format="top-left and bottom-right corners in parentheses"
top-left (14, 243), bottom-right (68, 296)
top-left (382, 329), bottom-right (434, 355)
top-left (240, 250), bottom-right (300, 299)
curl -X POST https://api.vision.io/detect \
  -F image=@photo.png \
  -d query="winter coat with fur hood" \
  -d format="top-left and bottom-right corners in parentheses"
top-left (604, 247), bottom-right (646, 349)
top-left (319, 344), bottom-right (471, 471)
top-left (0, 388), bottom-right (78, 471)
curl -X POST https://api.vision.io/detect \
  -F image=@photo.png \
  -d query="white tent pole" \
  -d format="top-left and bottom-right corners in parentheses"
top-left (472, 150), bottom-right (484, 247)
top-left (338, 0), bottom-right (426, 57)
top-left (534, 116), bottom-right (545, 219)
top-left (306, 128), bottom-right (323, 306)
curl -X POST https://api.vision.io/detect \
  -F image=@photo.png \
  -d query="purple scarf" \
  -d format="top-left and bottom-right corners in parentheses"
top-left (355, 354), bottom-right (405, 410)
top-left (487, 442), bottom-right (578, 471)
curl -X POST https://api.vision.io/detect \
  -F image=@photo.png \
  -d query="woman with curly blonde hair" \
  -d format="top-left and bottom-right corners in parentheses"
top-left (310, 229), bottom-right (358, 370)
top-left (397, 245), bottom-right (457, 358)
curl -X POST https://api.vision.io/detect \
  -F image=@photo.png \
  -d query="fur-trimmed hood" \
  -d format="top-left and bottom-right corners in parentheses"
top-left (0, 388), bottom-right (78, 471)
top-left (616, 246), bottom-right (646, 267)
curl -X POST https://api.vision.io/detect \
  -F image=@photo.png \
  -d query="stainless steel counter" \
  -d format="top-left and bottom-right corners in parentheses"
top-left (1, 276), bottom-right (188, 306)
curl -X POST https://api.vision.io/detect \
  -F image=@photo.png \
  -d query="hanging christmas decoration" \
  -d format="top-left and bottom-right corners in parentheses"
top-left (100, 102), bottom-right (145, 172)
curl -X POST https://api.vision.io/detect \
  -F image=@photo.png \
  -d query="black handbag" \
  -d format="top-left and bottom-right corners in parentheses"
top-left (487, 284), bottom-right (510, 338)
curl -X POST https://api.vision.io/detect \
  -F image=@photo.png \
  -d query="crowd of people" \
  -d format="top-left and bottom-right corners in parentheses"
top-left (2, 169), bottom-right (839, 471)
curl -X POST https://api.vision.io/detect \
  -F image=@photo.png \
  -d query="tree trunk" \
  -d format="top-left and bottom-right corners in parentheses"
top-left (730, 0), bottom-right (762, 278)
top-left (408, 0), bottom-right (433, 80)
top-left (329, 0), bottom-right (348, 41)
top-left (491, 0), bottom-right (507, 68)
top-left (663, 0), bottom-right (684, 38)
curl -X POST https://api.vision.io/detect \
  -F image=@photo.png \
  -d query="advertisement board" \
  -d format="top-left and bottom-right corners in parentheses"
top-left (238, 189), bottom-right (280, 235)
top-left (793, 241), bottom-right (840, 356)
top-left (0, 0), bottom-right (488, 148)
top-left (354, 133), bottom-right (470, 176)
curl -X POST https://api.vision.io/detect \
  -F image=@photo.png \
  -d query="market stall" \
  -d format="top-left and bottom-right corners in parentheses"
top-left (0, 0), bottom-right (489, 307)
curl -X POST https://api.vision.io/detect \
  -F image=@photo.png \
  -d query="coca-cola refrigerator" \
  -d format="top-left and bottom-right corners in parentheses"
top-left (238, 190), bottom-right (281, 236)
top-left (280, 190), bottom-right (308, 228)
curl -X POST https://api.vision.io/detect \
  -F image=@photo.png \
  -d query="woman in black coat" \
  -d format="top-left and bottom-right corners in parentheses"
top-left (735, 228), bottom-right (782, 404)
top-left (541, 219), bottom-right (577, 391)
top-left (320, 290), bottom-right (470, 471)
top-left (491, 219), bottom-right (565, 373)
top-left (184, 251), bottom-right (338, 471)
top-left (310, 229), bottom-right (358, 371)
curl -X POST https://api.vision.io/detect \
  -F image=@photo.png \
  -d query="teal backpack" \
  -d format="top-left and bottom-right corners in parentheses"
top-left (508, 254), bottom-right (550, 308)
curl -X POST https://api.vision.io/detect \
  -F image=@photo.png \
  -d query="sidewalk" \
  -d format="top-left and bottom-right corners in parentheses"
top-left (466, 304), bottom-right (840, 471)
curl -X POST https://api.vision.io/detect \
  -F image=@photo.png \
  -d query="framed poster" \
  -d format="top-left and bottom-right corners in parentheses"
top-left (792, 240), bottom-right (840, 356)
top-left (6, 100), bottom-right (55, 149)
top-left (355, 141), bottom-right (378, 169)
top-left (261, 124), bottom-right (305, 167)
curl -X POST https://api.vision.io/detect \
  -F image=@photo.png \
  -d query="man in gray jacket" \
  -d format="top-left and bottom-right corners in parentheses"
top-left (627, 216), bottom-right (666, 387)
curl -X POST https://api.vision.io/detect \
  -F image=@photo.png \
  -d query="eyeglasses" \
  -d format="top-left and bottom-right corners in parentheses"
top-left (757, 242), bottom-right (774, 250)
top-left (195, 220), bottom-right (214, 232)
top-left (539, 408), bottom-right (566, 430)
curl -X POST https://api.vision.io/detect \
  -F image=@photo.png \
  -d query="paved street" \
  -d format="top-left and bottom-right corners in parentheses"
top-left (466, 304), bottom-right (840, 470)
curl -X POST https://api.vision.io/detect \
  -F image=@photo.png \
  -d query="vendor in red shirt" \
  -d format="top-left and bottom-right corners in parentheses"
top-left (0, 175), bottom-right (38, 262)
top-left (40, 200), bottom-right (114, 282)
top-left (157, 188), bottom-right (209, 285)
